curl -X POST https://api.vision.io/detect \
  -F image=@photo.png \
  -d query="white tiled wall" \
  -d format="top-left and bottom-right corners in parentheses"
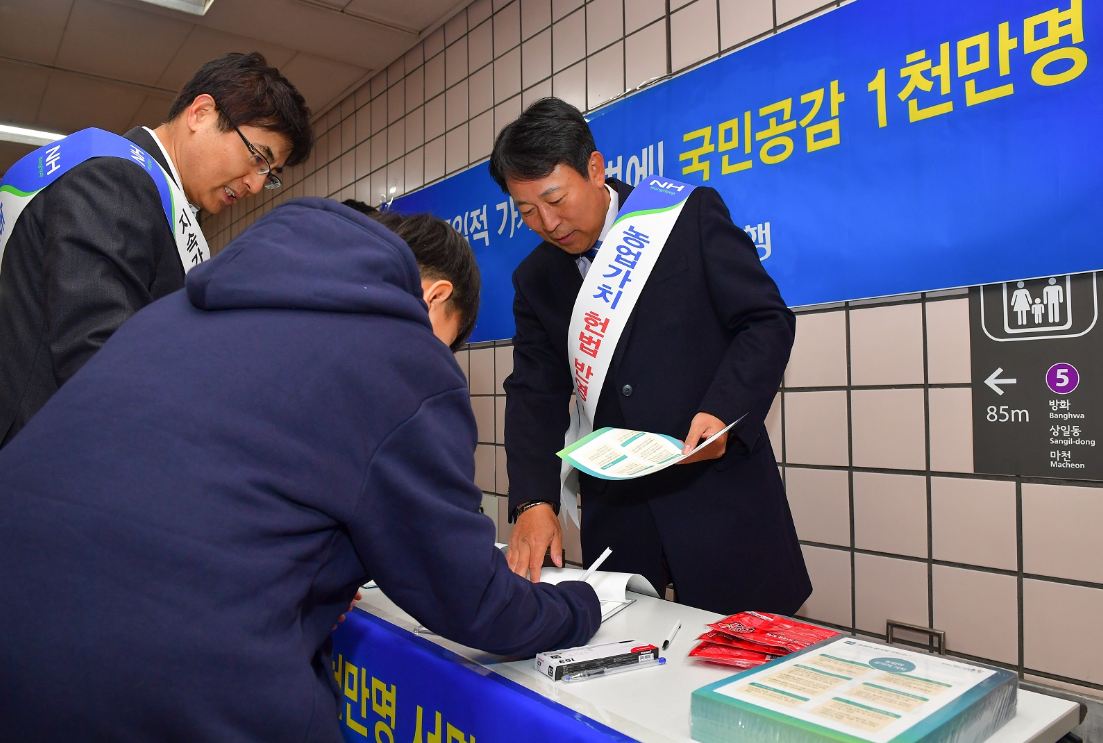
top-left (930, 477), bottom-right (1017, 571)
top-left (783, 295), bottom-right (1103, 710)
top-left (853, 472), bottom-right (926, 558)
top-left (200, 0), bottom-right (1103, 708)
top-left (854, 552), bottom-right (929, 635)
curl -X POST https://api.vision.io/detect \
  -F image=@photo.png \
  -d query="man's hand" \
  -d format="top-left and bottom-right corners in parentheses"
top-left (507, 504), bottom-right (563, 583)
top-left (678, 412), bottom-right (728, 465)
top-left (332, 591), bottom-right (364, 631)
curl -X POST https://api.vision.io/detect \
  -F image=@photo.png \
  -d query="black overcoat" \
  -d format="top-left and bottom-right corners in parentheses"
top-left (505, 178), bottom-right (812, 614)
top-left (0, 128), bottom-right (183, 445)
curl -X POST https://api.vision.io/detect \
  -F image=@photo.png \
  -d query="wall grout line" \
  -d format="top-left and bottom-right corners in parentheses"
top-left (922, 296), bottom-right (934, 647)
top-left (1016, 479), bottom-right (1025, 680)
top-left (844, 301), bottom-right (856, 632)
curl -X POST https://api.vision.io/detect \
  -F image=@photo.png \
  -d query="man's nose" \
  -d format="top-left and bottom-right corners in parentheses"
top-left (242, 172), bottom-right (267, 195)
top-left (537, 205), bottom-right (560, 232)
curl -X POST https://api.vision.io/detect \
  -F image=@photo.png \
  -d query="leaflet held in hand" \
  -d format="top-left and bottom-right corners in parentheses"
top-left (557, 414), bottom-right (744, 481)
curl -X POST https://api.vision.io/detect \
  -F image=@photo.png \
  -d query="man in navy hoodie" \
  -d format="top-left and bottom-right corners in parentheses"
top-left (0, 199), bottom-right (600, 742)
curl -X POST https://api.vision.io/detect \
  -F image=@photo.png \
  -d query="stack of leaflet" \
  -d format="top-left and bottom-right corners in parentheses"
top-left (538, 567), bottom-right (658, 622)
top-left (688, 611), bottom-right (839, 670)
top-left (691, 635), bottom-right (1017, 743)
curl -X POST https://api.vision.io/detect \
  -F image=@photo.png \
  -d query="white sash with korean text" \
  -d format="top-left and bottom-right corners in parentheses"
top-left (0, 128), bottom-right (209, 283)
top-left (560, 176), bottom-right (697, 524)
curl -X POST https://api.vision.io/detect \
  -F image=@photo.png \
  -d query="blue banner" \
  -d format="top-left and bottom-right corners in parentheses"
top-left (330, 609), bottom-right (636, 742)
top-left (394, 0), bottom-right (1101, 343)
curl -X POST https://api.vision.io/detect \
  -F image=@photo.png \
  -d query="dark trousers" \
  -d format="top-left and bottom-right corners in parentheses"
top-left (580, 442), bottom-right (811, 615)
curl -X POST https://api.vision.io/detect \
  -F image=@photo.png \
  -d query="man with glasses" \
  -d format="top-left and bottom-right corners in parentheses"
top-left (0, 52), bottom-right (312, 446)
top-left (230, 123), bottom-right (284, 190)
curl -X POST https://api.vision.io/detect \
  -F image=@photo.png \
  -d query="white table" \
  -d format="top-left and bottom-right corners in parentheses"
top-left (353, 590), bottom-right (1080, 742)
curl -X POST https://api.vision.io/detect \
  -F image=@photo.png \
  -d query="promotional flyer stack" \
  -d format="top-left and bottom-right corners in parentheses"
top-left (690, 619), bottom-right (1018, 743)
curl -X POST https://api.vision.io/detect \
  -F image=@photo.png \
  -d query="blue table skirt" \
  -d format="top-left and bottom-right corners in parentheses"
top-left (331, 608), bottom-right (638, 742)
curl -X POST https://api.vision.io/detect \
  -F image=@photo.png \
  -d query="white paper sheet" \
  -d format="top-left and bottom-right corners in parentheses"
top-left (539, 568), bottom-right (658, 621)
top-left (557, 415), bottom-right (744, 481)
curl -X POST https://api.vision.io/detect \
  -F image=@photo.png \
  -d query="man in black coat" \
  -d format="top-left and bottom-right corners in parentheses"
top-left (0, 52), bottom-right (312, 446)
top-left (489, 97), bottom-right (811, 614)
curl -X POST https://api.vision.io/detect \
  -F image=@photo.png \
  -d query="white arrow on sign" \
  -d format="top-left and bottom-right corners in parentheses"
top-left (985, 367), bottom-right (1017, 396)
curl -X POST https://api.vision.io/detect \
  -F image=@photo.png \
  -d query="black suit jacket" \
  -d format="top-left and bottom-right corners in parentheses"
top-left (506, 178), bottom-right (796, 501)
top-left (504, 178), bottom-right (811, 613)
top-left (0, 127), bottom-right (184, 445)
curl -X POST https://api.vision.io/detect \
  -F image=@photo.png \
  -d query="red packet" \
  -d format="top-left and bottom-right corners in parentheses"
top-left (696, 630), bottom-right (785, 657)
top-left (688, 641), bottom-right (773, 669)
top-left (707, 611), bottom-right (838, 653)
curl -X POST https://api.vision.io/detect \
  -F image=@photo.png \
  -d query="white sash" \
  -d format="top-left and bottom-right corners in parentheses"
top-left (560, 177), bottom-right (697, 524)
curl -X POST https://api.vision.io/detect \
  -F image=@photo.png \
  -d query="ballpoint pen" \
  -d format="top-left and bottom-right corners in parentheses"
top-left (579, 546), bottom-right (613, 583)
top-left (661, 621), bottom-right (682, 651)
top-left (562, 657), bottom-right (666, 682)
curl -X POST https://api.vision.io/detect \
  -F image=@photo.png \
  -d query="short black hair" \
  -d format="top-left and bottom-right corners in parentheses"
top-left (340, 198), bottom-right (377, 215)
top-left (167, 52), bottom-right (313, 168)
top-left (344, 201), bottom-right (481, 352)
top-left (488, 97), bottom-right (595, 192)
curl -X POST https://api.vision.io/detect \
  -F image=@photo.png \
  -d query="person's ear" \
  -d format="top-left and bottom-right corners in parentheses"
top-left (587, 150), bottom-right (606, 186)
top-left (185, 94), bottom-right (218, 134)
top-left (422, 278), bottom-right (454, 309)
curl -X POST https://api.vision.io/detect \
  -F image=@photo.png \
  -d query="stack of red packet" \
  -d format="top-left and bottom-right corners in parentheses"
top-left (688, 611), bottom-right (838, 670)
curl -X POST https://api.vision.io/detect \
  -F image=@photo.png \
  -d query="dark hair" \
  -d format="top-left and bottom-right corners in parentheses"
top-left (167, 52), bottom-right (313, 167)
top-left (488, 97), bottom-right (595, 192)
top-left (340, 198), bottom-right (377, 215)
top-left (344, 201), bottom-right (480, 351)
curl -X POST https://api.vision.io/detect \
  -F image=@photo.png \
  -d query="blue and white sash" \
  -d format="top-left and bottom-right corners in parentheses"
top-left (0, 128), bottom-right (208, 279)
top-left (560, 176), bottom-right (697, 524)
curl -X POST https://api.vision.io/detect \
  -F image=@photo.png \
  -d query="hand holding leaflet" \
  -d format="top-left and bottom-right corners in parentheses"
top-left (557, 413), bottom-right (746, 481)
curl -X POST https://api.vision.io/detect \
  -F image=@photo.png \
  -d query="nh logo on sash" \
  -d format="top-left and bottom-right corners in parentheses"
top-left (0, 128), bottom-right (209, 280)
top-left (650, 179), bottom-right (685, 192)
top-left (44, 145), bottom-right (62, 176)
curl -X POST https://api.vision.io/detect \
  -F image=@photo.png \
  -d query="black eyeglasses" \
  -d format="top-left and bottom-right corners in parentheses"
top-left (231, 125), bottom-right (282, 191)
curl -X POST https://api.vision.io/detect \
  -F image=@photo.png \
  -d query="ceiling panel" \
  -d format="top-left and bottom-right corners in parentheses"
top-left (0, 60), bottom-right (52, 126)
top-left (55, 0), bottom-right (193, 87)
top-left (0, 140), bottom-right (37, 178)
top-left (200, 0), bottom-right (413, 69)
top-left (277, 52), bottom-right (368, 118)
top-left (37, 70), bottom-right (146, 134)
top-left (154, 26), bottom-right (296, 91)
top-left (123, 92), bottom-right (176, 130)
top-left (344, 0), bottom-right (461, 33)
top-left (0, 0), bottom-right (74, 66)
top-left (1, 0), bottom-right (465, 157)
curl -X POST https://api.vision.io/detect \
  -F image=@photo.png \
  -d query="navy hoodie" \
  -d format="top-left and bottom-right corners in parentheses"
top-left (0, 198), bottom-right (599, 742)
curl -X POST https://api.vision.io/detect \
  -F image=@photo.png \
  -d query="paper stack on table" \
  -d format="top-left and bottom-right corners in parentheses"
top-left (539, 567), bottom-right (658, 622)
top-left (691, 634), bottom-right (1018, 743)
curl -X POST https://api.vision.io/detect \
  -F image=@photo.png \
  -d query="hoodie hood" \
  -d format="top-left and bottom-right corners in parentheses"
top-left (186, 198), bottom-right (429, 330)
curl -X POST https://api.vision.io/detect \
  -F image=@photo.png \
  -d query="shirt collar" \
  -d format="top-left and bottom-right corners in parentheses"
top-left (143, 126), bottom-right (198, 216)
top-left (573, 184), bottom-right (620, 275)
top-left (597, 183), bottom-right (619, 244)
